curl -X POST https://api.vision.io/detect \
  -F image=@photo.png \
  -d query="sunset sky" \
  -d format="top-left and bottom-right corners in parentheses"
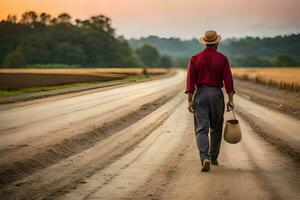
top-left (1, 0), bottom-right (299, 39)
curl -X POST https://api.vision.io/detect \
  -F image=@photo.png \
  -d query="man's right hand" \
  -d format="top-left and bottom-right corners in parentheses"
top-left (187, 101), bottom-right (194, 113)
top-left (226, 101), bottom-right (234, 112)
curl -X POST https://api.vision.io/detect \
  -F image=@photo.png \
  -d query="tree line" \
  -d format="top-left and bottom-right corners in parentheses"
top-left (1, 11), bottom-right (299, 68)
top-left (129, 35), bottom-right (300, 67)
top-left (0, 11), bottom-right (158, 68)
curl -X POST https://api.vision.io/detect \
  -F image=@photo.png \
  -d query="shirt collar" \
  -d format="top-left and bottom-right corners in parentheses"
top-left (204, 47), bottom-right (217, 52)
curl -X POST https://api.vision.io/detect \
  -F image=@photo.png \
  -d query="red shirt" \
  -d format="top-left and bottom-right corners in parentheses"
top-left (185, 47), bottom-right (235, 94)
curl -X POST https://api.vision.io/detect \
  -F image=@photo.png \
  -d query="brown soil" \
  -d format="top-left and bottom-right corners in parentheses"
top-left (0, 68), bottom-right (169, 89)
top-left (0, 73), bottom-right (126, 89)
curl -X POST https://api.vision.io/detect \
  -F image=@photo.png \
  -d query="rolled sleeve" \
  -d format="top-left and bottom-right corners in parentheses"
top-left (223, 57), bottom-right (235, 94)
top-left (185, 56), bottom-right (197, 94)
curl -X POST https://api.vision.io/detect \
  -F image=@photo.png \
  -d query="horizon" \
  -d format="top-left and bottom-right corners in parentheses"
top-left (1, 0), bottom-right (300, 39)
top-left (127, 33), bottom-right (300, 41)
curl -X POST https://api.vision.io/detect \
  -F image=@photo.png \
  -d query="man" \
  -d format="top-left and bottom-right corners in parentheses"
top-left (185, 30), bottom-right (235, 172)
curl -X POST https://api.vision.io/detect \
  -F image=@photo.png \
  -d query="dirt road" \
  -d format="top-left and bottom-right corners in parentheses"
top-left (0, 70), bottom-right (299, 200)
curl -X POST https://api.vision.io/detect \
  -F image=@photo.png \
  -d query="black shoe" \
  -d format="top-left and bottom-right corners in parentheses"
top-left (201, 159), bottom-right (210, 172)
top-left (211, 159), bottom-right (218, 165)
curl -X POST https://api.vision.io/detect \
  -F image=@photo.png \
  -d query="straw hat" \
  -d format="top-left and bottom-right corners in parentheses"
top-left (199, 30), bottom-right (222, 45)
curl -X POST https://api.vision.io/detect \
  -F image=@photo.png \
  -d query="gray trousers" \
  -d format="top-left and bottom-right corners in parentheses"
top-left (193, 86), bottom-right (225, 161)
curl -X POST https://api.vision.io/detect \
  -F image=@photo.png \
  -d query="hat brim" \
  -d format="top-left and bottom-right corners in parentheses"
top-left (199, 34), bottom-right (222, 45)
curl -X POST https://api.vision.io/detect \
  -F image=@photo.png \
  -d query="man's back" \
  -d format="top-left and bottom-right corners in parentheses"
top-left (185, 47), bottom-right (234, 95)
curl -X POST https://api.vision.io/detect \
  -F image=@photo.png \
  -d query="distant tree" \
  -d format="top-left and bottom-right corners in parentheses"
top-left (3, 51), bottom-right (27, 67)
top-left (75, 19), bottom-right (82, 27)
top-left (51, 17), bottom-right (57, 25)
top-left (40, 12), bottom-right (51, 25)
top-left (136, 44), bottom-right (161, 66)
top-left (159, 55), bottom-right (173, 67)
top-left (174, 57), bottom-right (189, 67)
top-left (275, 54), bottom-right (299, 66)
top-left (89, 15), bottom-right (115, 34)
top-left (6, 15), bottom-right (17, 23)
top-left (231, 55), bottom-right (274, 67)
top-left (18, 35), bottom-right (53, 64)
top-left (57, 13), bottom-right (72, 24)
top-left (113, 39), bottom-right (143, 67)
top-left (129, 36), bottom-right (200, 58)
top-left (20, 11), bottom-right (38, 24)
top-left (53, 43), bottom-right (87, 65)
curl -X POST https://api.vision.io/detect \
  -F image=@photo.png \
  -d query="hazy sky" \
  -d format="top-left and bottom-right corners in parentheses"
top-left (1, 0), bottom-right (300, 39)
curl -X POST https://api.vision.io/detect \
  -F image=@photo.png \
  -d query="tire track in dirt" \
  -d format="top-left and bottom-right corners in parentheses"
top-left (0, 85), bottom-right (183, 188)
top-left (0, 91), bottom-right (186, 199)
top-left (127, 111), bottom-right (300, 200)
top-left (57, 96), bottom-right (190, 200)
top-left (0, 71), bottom-right (186, 188)
top-left (234, 94), bottom-right (300, 162)
top-left (126, 123), bottom-right (194, 200)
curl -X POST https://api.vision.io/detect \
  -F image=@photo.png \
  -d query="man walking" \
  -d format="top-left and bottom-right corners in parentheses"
top-left (185, 30), bottom-right (235, 172)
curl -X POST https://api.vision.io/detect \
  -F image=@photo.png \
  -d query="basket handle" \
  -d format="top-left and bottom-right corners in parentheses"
top-left (232, 109), bottom-right (237, 120)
